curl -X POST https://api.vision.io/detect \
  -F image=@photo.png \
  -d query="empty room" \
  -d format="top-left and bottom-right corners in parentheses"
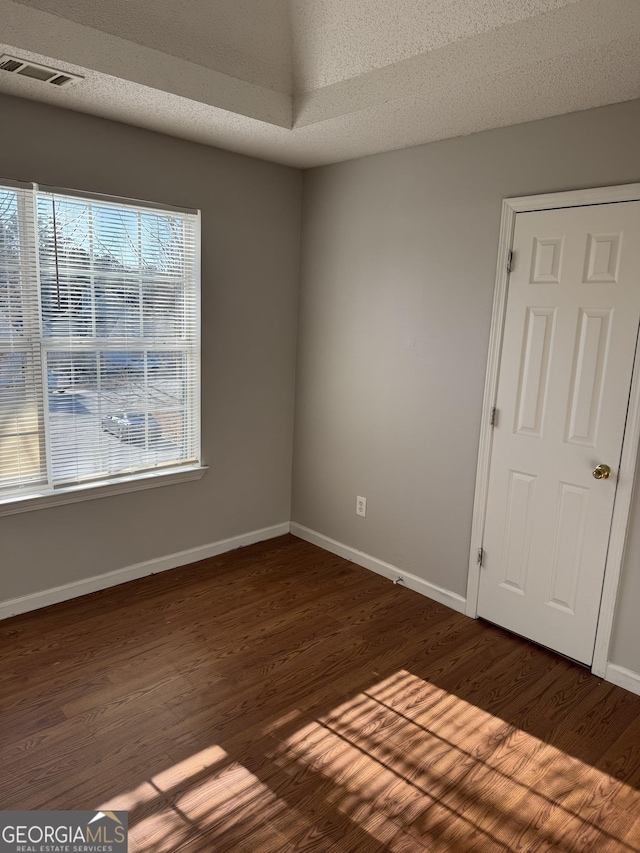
top-left (1, 1), bottom-right (640, 850)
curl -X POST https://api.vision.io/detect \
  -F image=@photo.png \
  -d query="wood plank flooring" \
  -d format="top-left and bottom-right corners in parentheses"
top-left (1, 534), bottom-right (640, 852)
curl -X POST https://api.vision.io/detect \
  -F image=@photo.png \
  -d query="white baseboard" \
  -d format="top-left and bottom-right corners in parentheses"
top-left (0, 522), bottom-right (291, 621)
top-left (604, 662), bottom-right (640, 697)
top-left (290, 522), bottom-right (467, 615)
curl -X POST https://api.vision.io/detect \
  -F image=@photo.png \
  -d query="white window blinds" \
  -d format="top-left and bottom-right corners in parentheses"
top-left (0, 181), bottom-right (201, 500)
top-left (0, 183), bottom-right (44, 492)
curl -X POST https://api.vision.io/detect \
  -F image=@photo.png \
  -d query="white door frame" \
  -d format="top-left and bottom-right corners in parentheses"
top-left (466, 182), bottom-right (640, 678)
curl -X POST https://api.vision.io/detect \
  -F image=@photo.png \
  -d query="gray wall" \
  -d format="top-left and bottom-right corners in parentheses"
top-left (2, 92), bottom-right (639, 675)
top-left (609, 449), bottom-right (640, 670)
top-left (292, 100), bottom-right (640, 672)
top-left (0, 93), bottom-right (301, 601)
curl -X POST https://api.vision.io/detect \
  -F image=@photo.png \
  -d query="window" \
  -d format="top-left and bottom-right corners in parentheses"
top-left (0, 180), bottom-right (201, 510)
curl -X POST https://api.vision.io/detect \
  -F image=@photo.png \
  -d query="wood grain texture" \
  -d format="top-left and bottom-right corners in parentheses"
top-left (1, 534), bottom-right (639, 852)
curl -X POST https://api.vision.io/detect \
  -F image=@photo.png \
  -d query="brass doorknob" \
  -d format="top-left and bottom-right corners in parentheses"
top-left (592, 464), bottom-right (611, 480)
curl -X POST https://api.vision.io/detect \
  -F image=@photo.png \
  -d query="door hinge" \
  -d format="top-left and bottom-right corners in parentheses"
top-left (477, 547), bottom-right (484, 567)
top-left (507, 250), bottom-right (513, 273)
top-left (490, 407), bottom-right (497, 427)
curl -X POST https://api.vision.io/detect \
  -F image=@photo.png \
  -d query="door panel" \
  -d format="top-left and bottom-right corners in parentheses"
top-left (500, 469), bottom-right (536, 594)
top-left (547, 481), bottom-right (588, 614)
top-left (566, 308), bottom-right (611, 446)
top-left (515, 307), bottom-right (555, 436)
top-left (478, 201), bottom-right (640, 664)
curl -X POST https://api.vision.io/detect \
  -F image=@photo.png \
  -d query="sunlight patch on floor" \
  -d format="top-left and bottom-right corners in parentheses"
top-left (273, 670), bottom-right (640, 851)
top-left (98, 670), bottom-right (640, 852)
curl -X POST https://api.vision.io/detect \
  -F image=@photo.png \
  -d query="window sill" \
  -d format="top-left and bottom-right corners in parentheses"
top-left (0, 465), bottom-right (208, 516)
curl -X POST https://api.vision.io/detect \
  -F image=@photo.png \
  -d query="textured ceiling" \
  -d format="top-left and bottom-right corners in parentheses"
top-left (289, 0), bottom-right (581, 91)
top-left (1, 0), bottom-right (639, 168)
top-left (12, 0), bottom-right (293, 92)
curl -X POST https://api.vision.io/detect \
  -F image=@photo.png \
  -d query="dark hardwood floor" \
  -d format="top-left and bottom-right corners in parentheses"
top-left (2, 534), bottom-right (640, 852)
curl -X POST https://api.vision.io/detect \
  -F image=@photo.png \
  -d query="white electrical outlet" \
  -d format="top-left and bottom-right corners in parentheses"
top-left (356, 496), bottom-right (366, 517)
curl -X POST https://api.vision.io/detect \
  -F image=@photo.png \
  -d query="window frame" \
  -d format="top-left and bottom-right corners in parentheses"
top-left (0, 179), bottom-right (206, 515)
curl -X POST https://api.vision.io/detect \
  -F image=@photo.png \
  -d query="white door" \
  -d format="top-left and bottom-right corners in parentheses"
top-left (478, 201), bottom-right (640, 664)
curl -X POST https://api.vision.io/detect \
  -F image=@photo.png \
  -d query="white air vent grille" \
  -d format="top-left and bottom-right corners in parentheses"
top-left (0, 55), bottom-right (83, 88)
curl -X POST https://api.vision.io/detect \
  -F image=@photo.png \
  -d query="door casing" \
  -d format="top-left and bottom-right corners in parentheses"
top-left (467, 182), bottom-right (640, 678)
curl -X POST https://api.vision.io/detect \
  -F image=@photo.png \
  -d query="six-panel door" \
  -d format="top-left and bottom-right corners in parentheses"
top-left (478, 201), bottom-right (640, 664)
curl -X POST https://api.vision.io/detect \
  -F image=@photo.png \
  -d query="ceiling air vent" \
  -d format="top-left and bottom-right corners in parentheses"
top-left (0, 54), bottom-right (83, 88)
top-left (50, 74), bottom-right (74, 86)
top-left (0, 58), bottom-right (23, 73)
